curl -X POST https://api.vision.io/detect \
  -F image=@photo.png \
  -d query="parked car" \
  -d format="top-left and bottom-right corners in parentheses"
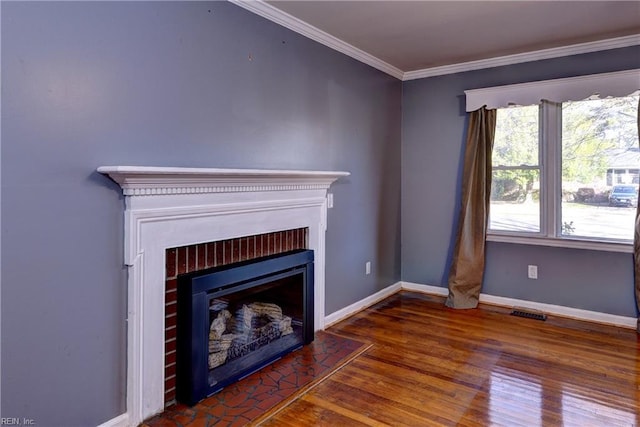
top-left (608, 185), bottom-right (638, 207)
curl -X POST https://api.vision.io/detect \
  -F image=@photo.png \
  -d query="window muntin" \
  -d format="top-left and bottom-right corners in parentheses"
top-left (489, 94), bottom-right (639, 244)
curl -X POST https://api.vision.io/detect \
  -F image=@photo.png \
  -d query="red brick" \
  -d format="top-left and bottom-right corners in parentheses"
top-left (165, 351), bottom-right (176, 365)
top-left (233, 238), bottom-right (241, 262)
top-left (275, 232), bottom-right (282, 254)
top-left (206, 243), bottom-right (215, 268)
top-left (166, 279), bottom-right (178, 294)
top-left (223, 240), bottom-right (232, 265)
top-left (165, 364), bottom-right (176, 380)
top-left (166, 315), bottom-right (177, 329)
top-left (196, 244), bottom-right (206, 270)
top-left (165, 375), bottom-right (176, 390)
top-left (215, 241), bottom-right (223, 266)
top-left (166, 248), bottom-right (177, 278)
top-left (268, 234), bottom-right (275, 255)
top-left (164, 389), bottom-right (177, 407)
top-left (165, 339), bottom-right (176, 353)
top-left (187, 246), bottom-right (196, 272)
top-left (165, 301), bottom-right (177, 316)
top-left (177, 247), bottom-right (187, 275)
top-left (257, 235), bottom-right (264, 257)
top-left (247, 236), bottom-right (256, 260)
top-left (165, 326), bottom-right (177, 341)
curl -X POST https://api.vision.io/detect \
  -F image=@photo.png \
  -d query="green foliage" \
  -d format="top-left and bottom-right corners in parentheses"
top-left (562, 96), bottom-right (639, 186)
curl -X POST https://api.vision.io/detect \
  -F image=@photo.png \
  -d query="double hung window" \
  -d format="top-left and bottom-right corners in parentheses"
top-left (466, 70), bottom-right (639, 251)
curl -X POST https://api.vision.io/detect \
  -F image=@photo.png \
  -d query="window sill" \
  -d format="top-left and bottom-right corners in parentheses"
top-left (486, 233), bottom-right (633, 253)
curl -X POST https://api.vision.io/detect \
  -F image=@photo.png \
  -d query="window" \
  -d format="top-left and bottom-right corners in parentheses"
top-left (488, 94), bottom-right (639, 245)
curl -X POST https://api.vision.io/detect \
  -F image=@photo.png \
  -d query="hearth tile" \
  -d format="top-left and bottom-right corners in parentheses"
top-left (146, 332), bottom-right (369, 426)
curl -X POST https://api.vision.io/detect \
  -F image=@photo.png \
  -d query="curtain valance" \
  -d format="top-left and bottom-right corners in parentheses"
top-left (465, 69), bottom-right (640, 112)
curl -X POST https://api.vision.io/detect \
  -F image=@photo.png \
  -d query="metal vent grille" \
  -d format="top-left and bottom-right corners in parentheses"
top-left (510, 308), bottom-right (547, 321)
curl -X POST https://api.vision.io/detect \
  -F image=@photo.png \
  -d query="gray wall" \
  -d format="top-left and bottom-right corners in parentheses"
top-left (1, 2), bottom-right (401, 425)
top-left (402, 46), bottom-right (640, 317)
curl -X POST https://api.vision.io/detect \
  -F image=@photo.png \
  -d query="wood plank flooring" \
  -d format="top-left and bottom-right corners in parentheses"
top-left (260, 291), bottom-right (639, 427)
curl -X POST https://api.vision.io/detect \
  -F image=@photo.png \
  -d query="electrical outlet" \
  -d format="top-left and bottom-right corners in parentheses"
top-left (528, 265), bottom-right (538, 279)
top-left (365, 261), bottom-right (371, 275)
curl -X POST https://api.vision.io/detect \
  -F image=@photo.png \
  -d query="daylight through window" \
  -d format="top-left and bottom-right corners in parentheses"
top-left (489, 94), bottom-right (639, 244)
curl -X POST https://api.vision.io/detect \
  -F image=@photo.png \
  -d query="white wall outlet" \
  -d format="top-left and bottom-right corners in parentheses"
top-left (365, 261), bottom-right (371, 275)
top-left (528, 265), bottom-right (538, 279)
top-left (327, 193), bottom-right (334, 209)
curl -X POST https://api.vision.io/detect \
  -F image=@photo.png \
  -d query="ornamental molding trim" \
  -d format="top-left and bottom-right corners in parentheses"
top-left (228, 0), bottom-right (404, 79)
top-left (98, 166), bottom-right (349, 196)
top-left (464, 68), bottom-right (640, 111)
top-left (98, 165), bottom-right (348, 426)
top-left (404, 35), bottom-right (640, 81)
top-left (226, 0), bottom-right (639, 82)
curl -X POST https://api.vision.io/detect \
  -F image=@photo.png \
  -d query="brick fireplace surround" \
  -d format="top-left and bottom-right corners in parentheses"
top-left (163, 228), bottom-right (308, 407)
top-left (98, 166), bottom-right (347, 426)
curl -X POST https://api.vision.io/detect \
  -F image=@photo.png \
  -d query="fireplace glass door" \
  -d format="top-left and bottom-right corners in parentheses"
top-left (177, 250), bottom-right (314, 405)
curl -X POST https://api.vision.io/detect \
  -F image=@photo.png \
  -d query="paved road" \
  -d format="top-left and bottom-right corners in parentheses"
top-left (490, 201), bottom-right (636, 241)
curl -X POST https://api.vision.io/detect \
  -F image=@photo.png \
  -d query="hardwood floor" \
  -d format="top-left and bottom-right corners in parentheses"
top-left (260, 291), bottom-right (639, 427)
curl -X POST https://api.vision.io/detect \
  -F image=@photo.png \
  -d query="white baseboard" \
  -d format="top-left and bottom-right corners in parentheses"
top-left (478, 293), bottom-right (637, 329)
top-left (398, 281), bottom-right (636, 329)
top-left (324, 282), bottom-right (402, 327)
top-left (400, 281), bottom-right (449, 297)
top-left (96, 413), bottom-right (129, 427)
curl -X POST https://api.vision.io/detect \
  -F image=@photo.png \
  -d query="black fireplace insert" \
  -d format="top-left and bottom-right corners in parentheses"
top-left (176, 249), bottom-right (314, 405)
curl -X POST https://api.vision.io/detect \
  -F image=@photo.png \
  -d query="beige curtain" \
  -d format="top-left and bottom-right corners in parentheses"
top-left (635, 97), bottom-right (640, 333)
top-left (446, 107), bottom-right (497, 309)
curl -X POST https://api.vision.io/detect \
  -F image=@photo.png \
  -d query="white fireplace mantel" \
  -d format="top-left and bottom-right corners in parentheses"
top-left (98, 166), bottom-right (349, 426)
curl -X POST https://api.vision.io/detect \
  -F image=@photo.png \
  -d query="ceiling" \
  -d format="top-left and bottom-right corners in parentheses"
top-left (243, 1), bottom-right (640, 79)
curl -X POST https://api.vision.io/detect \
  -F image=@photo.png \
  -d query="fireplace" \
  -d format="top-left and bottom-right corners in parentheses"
top-left (98, 166), bottom-right (348, 425)
top-left (177, 249), bottom-right (314, 405)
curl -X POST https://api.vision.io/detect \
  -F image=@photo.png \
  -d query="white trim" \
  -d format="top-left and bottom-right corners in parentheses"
top-left (479, 293), bottom-right (637, 329)
top-left (96, 166), bottom-right (349, 196)
top-left (96, 413), bottom-right (129, 427)
top-left (400, 281), bottom-right (448, 297)
top-left (324, 282), bottom-right (401, 327)
top-left (404, 35), bottom-right (640, 81)
top-left (228, 0), bottom-right (639, 82)
top-left (99, 166), bottom-right (347, 426)
top-left (397, 281), bottom-right (636, 329)
top-left (487, 233), bottom-right (634, 253)
top-left (464, 69), bottom-right (640, 111)
top-left (228, 0), bottom-right (404, 80)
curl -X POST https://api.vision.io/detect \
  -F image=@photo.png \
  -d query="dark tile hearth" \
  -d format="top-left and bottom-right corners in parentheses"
top-left (143, 331), bottom-right (369, 427)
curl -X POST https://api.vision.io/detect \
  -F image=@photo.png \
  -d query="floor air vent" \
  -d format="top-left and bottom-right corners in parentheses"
top-left (510, 307), bottom-right (547, 321)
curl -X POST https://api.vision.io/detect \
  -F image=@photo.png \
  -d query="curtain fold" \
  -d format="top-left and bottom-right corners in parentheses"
top-left (635, 97), bottom-right (640, 333)
top-left (446, 107), bottom-right (497, 309)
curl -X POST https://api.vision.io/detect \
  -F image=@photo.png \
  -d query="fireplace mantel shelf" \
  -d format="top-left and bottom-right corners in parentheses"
top-left (98, 166), bottom-right (350, 196)
top-left (98, 164), bottom-right (348, 425)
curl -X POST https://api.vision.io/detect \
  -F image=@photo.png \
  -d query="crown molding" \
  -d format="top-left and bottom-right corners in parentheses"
top-left (229, 0), bottom-right (639, 82)
top-left (403, 34), bottom-right (640, 81)
top-left (228, 0), bottom-right (404, 80)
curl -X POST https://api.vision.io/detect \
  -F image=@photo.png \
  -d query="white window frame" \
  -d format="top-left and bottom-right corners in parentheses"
top-left (465, 69), bottom-right (640, 254)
